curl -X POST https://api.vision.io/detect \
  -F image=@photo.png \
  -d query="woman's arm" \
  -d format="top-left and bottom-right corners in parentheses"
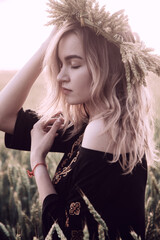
top-left (0, 29), bottom-right (56, 134)
top-left (30, 116), bottom-right (64, 202)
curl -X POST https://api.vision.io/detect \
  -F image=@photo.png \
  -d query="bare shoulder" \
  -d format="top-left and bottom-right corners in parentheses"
top-left (82, 118), bottom-right (110, 152)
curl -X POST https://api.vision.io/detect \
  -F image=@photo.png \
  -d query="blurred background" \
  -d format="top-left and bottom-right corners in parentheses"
top-left (0, 0), bottom-right (160, 239)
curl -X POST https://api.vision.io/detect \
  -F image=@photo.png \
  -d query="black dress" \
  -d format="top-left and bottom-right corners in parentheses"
top-left (5, 109), bottom-right (147, 240)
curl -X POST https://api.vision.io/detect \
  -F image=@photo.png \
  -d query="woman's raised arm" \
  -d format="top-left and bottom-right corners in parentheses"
top-left (0, 29), bottom-right (56, 134)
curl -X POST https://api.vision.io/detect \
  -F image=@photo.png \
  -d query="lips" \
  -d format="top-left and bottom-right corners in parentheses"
top-left (62, 87), bottom-right (72, 94)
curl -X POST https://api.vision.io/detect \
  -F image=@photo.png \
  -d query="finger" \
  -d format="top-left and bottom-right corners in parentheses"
top-left (43, 118), bottom-right (57, 130)
top-left (44, 115), bottom-right (64, 131)
top-left (44, 113), bottom-right (63, 126)
top-left (52, 112), bottom-right (63, 118)
top-left (48, 117), bottom-right (64, 137)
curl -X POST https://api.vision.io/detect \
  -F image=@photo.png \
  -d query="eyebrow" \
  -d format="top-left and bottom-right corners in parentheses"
top-left (65, 55), bottom-right (83, 61)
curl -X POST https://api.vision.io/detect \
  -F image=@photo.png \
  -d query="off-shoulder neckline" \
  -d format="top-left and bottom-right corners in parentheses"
top-left (80, 146), bottom-right (130, 159)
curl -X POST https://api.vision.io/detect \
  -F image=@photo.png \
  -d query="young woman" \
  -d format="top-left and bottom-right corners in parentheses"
top-left (0, 1), bottom-right (159, 239)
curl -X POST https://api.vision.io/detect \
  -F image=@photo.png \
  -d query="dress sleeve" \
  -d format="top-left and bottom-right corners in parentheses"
top-left (5, 109), bottom-right (38, 151)
top-left (41, 147), bottom-right (147, 239)
top-left (5, 108), bottom-right (80, 153)
top-left (42, 189), bottom-right (88, 239)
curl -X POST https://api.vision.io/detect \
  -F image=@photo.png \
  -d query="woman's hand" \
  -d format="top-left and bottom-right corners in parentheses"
top-left (41, 26), bottom-right (58, 52)
top-left (30, 116), bottom-right (64, 169)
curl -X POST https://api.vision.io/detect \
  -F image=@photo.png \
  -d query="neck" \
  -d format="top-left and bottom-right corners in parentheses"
top-left (84, 103), bottom-right (103, 122)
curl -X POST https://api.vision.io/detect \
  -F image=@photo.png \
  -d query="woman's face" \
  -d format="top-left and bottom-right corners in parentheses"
top-left (57, 32), bottom-right (92, 105)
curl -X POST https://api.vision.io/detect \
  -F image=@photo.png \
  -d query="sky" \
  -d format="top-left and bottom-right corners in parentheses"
top-left (0, 0), bottom-right (160, 70)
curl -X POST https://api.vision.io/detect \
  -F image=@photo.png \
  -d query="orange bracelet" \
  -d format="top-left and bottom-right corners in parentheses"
top-left (27, 163), bottom-right (47, 178)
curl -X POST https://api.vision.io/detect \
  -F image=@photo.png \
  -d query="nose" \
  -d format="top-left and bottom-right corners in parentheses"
top-left (57, 66), bottom-right (69, 83)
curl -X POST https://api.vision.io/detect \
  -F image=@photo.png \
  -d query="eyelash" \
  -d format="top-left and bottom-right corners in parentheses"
top-left (59, 62), bottom-right (80, 70)
top-left (71, 65), bottom-right (80, 69)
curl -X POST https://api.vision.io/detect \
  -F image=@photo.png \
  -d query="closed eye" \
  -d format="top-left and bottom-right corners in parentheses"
top-left (71, 65), bottom-right (81, 69)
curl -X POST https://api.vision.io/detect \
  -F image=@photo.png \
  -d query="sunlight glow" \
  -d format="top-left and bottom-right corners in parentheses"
top-left (0, 0), bottom-right (160, 70)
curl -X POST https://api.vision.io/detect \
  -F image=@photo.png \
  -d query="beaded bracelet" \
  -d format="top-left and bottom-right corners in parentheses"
top-left (27, 163), bottom-right (47, 178)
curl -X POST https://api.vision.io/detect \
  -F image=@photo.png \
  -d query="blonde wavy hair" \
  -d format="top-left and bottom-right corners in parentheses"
top-left (39, 22), bottom-right (155, 173)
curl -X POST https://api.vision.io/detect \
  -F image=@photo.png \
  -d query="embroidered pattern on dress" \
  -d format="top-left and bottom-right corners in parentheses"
top-left (67, 134), bottom-right (83, 158)
top-left (53, 151), bottom-right (79, 184)
top-left (71, 230), bottom-right (83, 240)
top-left (53, 134), bottom-right (83, 184)
top-left (69, 202), bottom-right (81, 216)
